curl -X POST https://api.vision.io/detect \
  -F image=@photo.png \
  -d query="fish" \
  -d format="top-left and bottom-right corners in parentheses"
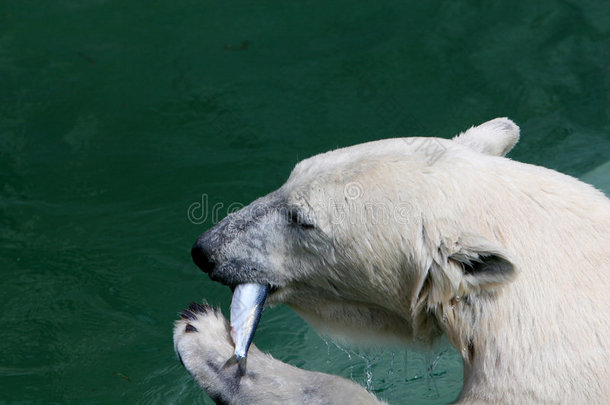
top-left (223, 283), bottom-right (269, 376)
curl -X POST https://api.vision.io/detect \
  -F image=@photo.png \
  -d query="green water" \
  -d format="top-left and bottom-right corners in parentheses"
top-left (1, 1), bottom-right (609, 404)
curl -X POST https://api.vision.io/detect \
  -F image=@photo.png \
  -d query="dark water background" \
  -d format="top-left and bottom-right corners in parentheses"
top-left (1, 1), bottom-right (609, 404)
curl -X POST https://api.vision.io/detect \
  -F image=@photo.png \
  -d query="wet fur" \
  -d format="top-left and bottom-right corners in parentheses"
top-left (180, 118), bottom-right (610, 404)
top-left (174, 303), bottom-right (384, 404)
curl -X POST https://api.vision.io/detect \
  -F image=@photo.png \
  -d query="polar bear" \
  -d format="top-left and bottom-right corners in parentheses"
top-left (175, 118), bottom-right (610, 404)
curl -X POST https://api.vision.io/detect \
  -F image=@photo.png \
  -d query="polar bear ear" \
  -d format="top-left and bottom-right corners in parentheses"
top-left (448, 234), bottom-right (517, 292)
top-left (453, 117), bottom-right (520, 157)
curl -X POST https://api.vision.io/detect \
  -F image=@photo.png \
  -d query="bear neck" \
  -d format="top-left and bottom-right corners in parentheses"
top-left (430, 279), bottom-right (608, 404)
top-left (430, 289), bottom-right (535, 403)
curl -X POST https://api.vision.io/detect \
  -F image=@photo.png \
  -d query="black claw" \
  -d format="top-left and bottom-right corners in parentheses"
top-left (185, 324), bottom-right (198, 333)
top-left (181, 309), bottom-right (197, 320)
top-left (179, 302), bottom-right (215, 321)
top-left (188, 301), bottom-right (209, 314)
top-left (189, 302), bottom-right (205, 313)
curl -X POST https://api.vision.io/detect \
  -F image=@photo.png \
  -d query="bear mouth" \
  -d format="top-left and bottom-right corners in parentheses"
top-left (204, 260), bottom-right (282, 296)
top-left (230, 283), bottom-right (279, 295)
top-left (191, 237), bottom-right (282, 294)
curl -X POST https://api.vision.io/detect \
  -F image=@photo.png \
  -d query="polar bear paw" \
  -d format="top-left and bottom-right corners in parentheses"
top-left (174, 302), bottom-right (384, 405)
top-left (174, 302), bottom-right (249, 404)
top-left (174, 302), bottom-right (233, 366)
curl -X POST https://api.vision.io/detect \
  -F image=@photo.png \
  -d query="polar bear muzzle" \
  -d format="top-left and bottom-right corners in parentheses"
top-left (190, 192), bottom-right (288, 289)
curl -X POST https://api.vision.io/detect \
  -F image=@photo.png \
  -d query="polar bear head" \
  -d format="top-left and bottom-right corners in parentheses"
top-left (192, 118), bottom-right (520, 344)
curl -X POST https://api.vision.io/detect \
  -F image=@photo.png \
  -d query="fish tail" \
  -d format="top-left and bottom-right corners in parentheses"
top-left (222, 355), bottom-right (247, 377)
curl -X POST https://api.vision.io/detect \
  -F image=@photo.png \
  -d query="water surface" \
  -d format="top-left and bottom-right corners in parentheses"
top-left (1, 1), bottom-right (608, 404)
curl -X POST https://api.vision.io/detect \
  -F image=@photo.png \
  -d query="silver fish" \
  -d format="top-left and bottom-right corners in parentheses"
top-left (224, 283), bottom-right (269, 376)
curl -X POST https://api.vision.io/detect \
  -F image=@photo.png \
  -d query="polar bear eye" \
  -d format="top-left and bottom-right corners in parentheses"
top-left (287, 208), bottom-right (315, 230)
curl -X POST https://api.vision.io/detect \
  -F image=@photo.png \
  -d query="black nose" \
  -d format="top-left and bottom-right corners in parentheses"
top-left (191, 241), bottom-right (216, 274)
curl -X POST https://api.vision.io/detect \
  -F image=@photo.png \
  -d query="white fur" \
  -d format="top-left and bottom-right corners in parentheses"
top-left (178, 118), bottom-right (610, 404)
top-left (174, 304), bottom-right (384, 404)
